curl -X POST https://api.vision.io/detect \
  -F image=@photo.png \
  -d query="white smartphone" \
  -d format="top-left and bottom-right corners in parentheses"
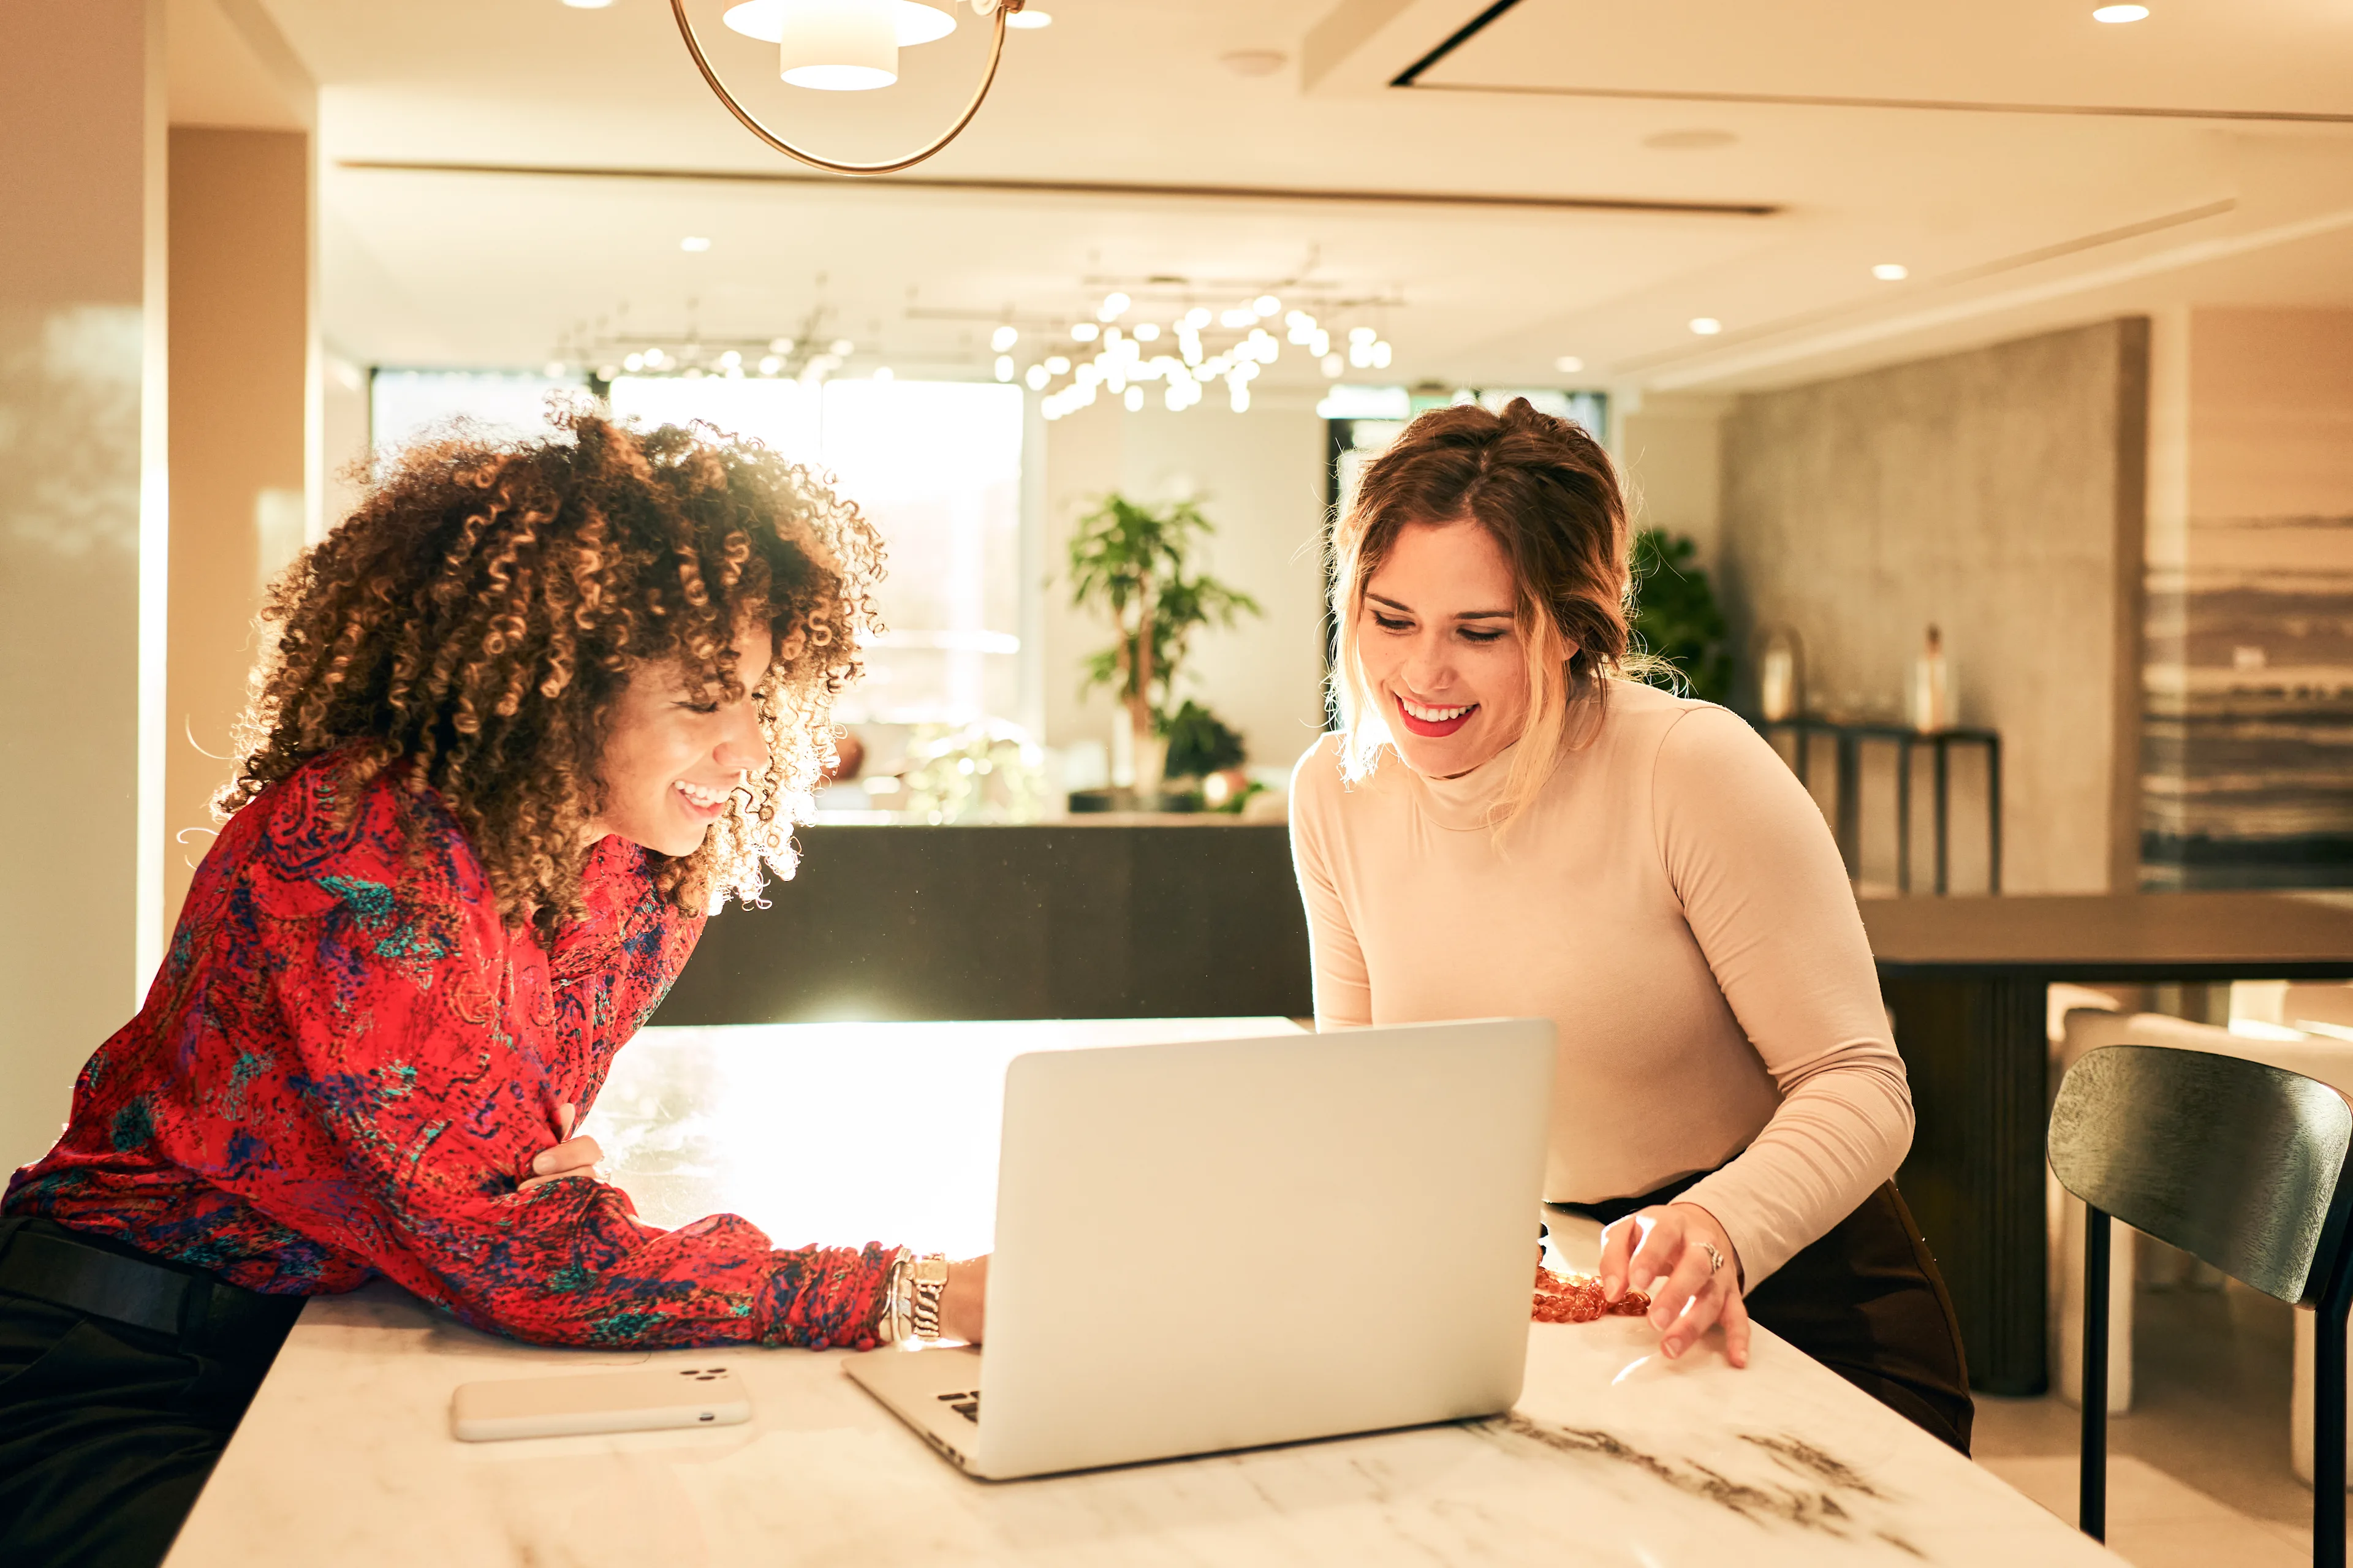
top-left (450, 1364), bottom-right (752, 1442)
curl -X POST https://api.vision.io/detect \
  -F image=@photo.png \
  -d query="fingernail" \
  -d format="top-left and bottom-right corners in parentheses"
top-left (532, 1153), bottom-right (551, 1174)
top-left (1601, 1274), bottom-right (1620, 1299)
top-left (1663, 1340), bottom-right (1681, 1359)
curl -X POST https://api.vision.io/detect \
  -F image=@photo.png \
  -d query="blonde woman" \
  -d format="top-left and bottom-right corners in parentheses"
top-left (1289, 400), bottom-right (1971, 1452)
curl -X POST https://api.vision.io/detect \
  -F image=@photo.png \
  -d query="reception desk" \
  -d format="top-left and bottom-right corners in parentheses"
top-left (654, 821), bottom-right (1312, 1025)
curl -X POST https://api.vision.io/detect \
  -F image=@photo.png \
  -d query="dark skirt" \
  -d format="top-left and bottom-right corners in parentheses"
top-left (0, 1217), bottom-right (303, 1568)
top-left (1551, 1177), bottom-right (1974, 1454)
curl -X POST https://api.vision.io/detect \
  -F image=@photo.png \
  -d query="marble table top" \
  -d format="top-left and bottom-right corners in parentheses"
top-left (165, 1020), bottom-right (2120, 1567)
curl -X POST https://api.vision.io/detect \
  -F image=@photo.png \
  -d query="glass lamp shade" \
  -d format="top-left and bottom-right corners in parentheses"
top-left (778, 0), bottom-right (897, 89)
top-left (721, 1), bottom-right (956, 58)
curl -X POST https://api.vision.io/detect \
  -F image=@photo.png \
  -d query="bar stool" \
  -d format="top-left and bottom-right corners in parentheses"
top-left (2048, 1042), bottom-right (2353, 1566)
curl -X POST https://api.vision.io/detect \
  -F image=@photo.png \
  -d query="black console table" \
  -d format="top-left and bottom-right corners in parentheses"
top-left (1758, 718), bottom-right (2001, 894)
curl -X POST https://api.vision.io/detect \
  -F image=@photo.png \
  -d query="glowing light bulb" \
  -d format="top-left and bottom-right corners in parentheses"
top-left (1072, 322), bottom-right (1099, 342)
top-left (1024, 364), bottom-right (1048, 390)
top-left (1253, 295), bottom-right (1279, 317)
top-left (1871, 262), bottom-right (1909, 281)
top-left (1099, 291), bottom-right (1131, 321)
top-left (1135, 322), bottom-right (1161, 341)
top-left (1689, 317), bottom-right (1723, 336)
top-left (1184, 307), bottom-right (1211, 329)
top-left (995, 355), bottom-right (1015, 381)
top-left (991, 324), bottom-right (1019, 351)
top-left (624, 352), bottom-right (645, 372)
top-left (1045, 355), bottom-right (1070, 374)
top-left (759, 355), bottom-right (783, 374)
top-left (2092, 4), bottom-right (2148, 20)
top-left (1320, 353), bottom-right (1343, 377)
top-left (1554, 354), bottom-right (1583, 374)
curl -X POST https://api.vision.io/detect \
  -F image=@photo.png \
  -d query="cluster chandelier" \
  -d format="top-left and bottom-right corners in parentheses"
top-left (1015, 294), bottom-right (1395, 420)
top-left (673, 0), bottom-right (1033, 175)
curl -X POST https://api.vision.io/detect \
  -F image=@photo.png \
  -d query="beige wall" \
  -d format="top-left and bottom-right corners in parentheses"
top-left (1039, 395), bottom-right (1332, 776)
top-left (1717, 319), bottom-right (2150, 895)
top-left (165, 127), bottom-right (312, 930)
top-left (0, 1), bottom-right (167, 1172)
top-left (1620, 393), bottom-right (1733, 569)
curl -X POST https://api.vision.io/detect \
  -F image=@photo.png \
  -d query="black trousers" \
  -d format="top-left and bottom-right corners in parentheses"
top-left (0, 1218), bottom-right (303, 1568)
top-left (1553, 1177), bottom-right (1975, 1455)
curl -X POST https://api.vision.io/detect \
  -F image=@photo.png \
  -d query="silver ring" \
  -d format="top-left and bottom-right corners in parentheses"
top-left (1699, 1240), bottom-right (1726, 1276)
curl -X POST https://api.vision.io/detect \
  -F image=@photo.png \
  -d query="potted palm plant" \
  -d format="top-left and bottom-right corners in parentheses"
top-left (1066, 493), bottom-right (1260, 803)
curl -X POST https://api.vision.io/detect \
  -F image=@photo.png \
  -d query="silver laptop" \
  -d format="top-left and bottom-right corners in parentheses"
top-left (844, 1018), bottom-right (1554, 1479)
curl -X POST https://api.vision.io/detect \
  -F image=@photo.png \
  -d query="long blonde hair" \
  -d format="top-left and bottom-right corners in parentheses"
top-left (1328, 398), bottom-right (1641, 828)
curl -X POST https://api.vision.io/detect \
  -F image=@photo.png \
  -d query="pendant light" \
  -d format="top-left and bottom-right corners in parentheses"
top-left (674, 0), bottom-right (1027, 175)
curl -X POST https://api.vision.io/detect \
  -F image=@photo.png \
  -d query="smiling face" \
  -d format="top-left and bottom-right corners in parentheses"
top-left (1357, 520), bottom-right (1557, 778)
top-left (588, 617), bottom-right (777, 857)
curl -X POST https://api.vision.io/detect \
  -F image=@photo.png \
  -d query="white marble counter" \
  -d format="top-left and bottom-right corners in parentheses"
top-left (165, 1021), bottom-right (2118, 1567)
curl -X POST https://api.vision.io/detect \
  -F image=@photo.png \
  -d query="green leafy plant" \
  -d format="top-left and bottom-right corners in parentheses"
top-left (1161, 699), bottom-right (1246, 779)
top-left (1629, 528), bottom-right (1733, 705)
top-left (1066, 493), bottom-right (1261, 779)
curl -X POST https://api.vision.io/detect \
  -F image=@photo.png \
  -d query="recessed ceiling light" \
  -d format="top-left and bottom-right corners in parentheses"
top-left (1871, 263), bottom-right (1909, 281)
top-left (680, 235), bottom-right (711, 252)
top-left (1554, 355), bottom-right (1584, 374)
top-left (561, 0), bottom-right (614, 9)
top-left (1006, 9), bottom-right (1052, 28)
top-left (1643, 128), bottom-right (1737, 152)
top-left (2092, 4), bottom-right (2148, 21)
top-left (1689, 317), bottom-right (1722, 336)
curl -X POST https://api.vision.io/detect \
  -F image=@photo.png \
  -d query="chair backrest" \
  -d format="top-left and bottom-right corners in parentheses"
top-left (2048, 1043), bottom-right (2353, 1305)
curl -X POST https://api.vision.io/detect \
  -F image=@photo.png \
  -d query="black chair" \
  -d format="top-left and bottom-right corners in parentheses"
top-left (2048, 1043), bottom-right (2353, 1566)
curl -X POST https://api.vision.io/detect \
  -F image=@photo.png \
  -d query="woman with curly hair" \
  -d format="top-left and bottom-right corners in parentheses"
top-left (0, 411), bottom-right (982, 1568)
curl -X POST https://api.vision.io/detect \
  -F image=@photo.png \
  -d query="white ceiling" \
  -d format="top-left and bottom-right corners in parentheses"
top-left (193, 0), bottom-right (2353, 394)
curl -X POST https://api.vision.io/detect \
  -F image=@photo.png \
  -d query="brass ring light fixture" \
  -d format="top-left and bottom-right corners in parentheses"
top-left (670, 0), bottom-right (1027, 176)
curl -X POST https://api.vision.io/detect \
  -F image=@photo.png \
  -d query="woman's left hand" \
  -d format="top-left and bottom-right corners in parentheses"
top-left (1596, 1202), bottom-right (1749, 1368)
top-left (520, 1102), bottom-right (604, 1192)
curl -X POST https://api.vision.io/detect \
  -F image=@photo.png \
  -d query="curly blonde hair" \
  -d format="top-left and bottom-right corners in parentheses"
top-left (219, 407), bottom-right (884, 934)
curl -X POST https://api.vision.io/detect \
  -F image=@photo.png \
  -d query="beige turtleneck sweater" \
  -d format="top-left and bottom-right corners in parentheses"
top-left (1287, 679), bottom-right (1913, 1286)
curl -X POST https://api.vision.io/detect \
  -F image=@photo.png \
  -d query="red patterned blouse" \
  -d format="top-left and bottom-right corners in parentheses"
top-left (5, 752), bottom-right (895, 1349)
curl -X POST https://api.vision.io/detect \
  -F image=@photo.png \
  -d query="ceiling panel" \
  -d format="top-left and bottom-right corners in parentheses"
top-left (1419, 0), bottom-right (2353, 120)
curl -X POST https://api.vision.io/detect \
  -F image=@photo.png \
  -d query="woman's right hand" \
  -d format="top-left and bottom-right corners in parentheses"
top-left (940, 1255), bottom-right (988, 1344)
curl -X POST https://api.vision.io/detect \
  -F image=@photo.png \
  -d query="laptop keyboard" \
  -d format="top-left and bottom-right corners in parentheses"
top-left (936, 1389), bottom-right (981, 1422)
